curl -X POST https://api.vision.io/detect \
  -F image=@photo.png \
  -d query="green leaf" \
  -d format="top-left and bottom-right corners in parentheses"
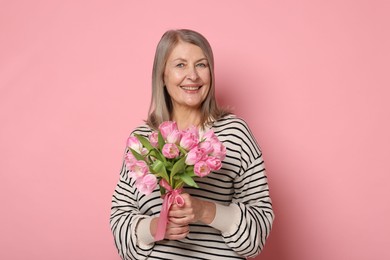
top-left (130, 148), bottom-right (144, 161)
top-left (151, 160), bottom-right (169, 181)
top-left (134, 133), bottom-right (154, 151)
top-left (149, 149), bottom-right (165, 163)
top-left (170, 157), bottom-right (186, 181)
top-left (185, 166), bottom-right (196, 177)
top-left (173, 180), bottom-right (184, 189)
top-left (160, 185), bottom-right (166, 196)
top-left (178, 146), bottom-right (188, 156)
top-left (158, 131), bottom-right (165, 150)
top-left (165, 161), bottom-right (173, 171)
top-left (179, 173), bottom-right (199, 188)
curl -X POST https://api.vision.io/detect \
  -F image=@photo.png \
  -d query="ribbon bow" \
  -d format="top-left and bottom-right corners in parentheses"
top-left (154, 179), bottom-right (184, 241)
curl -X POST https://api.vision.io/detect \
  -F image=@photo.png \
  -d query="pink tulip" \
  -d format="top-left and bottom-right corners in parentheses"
top-left (162, 143), bottom-right (180, 159)
top-left (136, 174), bottom-right (157, 195)
top-left (127, 136), bottom-right (141, 149)
top-left (166, 129), bottom-right (182, 144)
top-left (210, 140), bottom-right (226, 161)
top-left (185, 147), bottom-right (205, 165)
top-left (124, 152), bottom-right (137, 169)
top-left (159, 121), bottom-right (179, 140)
top-left (128, 160), bottom-right (149, 180)
top-left (194, 160), bottom-right (211, 177)
top-left (205, 156), bottom-right (222, 171)
top-left (184, 125), bottom-right (199, 138)
top-left (201, 129), bottom-right (217, 142)
top-left (180, 127), bottom-right (199, 151)
top-left (199, 140), bottom-right (214, 155)
top-left (127, 136), bottom-right (147, 155)
top-left (149, 132), bottom-right (159, 147)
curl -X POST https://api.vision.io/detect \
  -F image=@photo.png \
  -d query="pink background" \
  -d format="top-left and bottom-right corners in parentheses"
top-left (1, 1), bottom-right (389, 259)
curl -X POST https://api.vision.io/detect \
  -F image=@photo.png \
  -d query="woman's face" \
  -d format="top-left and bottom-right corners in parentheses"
top-left (164, 41), bottom-right (210, 113)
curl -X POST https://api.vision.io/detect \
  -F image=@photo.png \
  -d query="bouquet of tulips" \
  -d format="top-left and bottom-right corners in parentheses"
top-left (124, 121), bottom-right (226, 240)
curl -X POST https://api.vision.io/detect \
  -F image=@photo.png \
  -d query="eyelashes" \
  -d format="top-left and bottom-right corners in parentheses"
top-left (175, 62), bottom-right (208, 68)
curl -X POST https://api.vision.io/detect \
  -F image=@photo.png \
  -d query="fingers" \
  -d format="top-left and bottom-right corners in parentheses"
top-left (169, 194), bottom-right (199, 223)
top-left (169, 215), bottom-right (192, 225)
top-left (162, 193), bottom-right (203, 240)
top-left (169, 205), bottom-right (196, 224)
top-left (164, 222), bottom-right (189, 240)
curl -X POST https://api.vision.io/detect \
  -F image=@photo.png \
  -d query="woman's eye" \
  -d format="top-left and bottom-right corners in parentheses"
top-left (196, 63), bottom-right (207, 68)
top-left (176, 63), bottom-right (185, 68)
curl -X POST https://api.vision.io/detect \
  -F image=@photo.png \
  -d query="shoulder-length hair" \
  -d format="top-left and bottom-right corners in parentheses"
top-left (146, 29), bottom-right (230, 129)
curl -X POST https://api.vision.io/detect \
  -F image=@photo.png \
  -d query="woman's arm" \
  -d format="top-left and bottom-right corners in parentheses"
top-left (211, 116), bottom-right (274, 257)
top-left (110, 165), bottom-right (155, 260)
top-left (220, 155), bottom-right (274, 257)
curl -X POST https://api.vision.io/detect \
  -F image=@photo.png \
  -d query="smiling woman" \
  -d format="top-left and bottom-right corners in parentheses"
top-left (110, 29), bottom-right (274, 260)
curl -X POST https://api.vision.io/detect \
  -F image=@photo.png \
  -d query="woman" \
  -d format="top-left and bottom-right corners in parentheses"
top-left (110, 29), bottom-right (274, 259)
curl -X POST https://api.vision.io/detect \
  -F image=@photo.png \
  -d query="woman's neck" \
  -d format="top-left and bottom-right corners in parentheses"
top-left (171, 109), bottom-right (202, 130)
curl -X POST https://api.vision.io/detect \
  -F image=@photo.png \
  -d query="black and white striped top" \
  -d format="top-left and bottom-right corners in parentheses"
top-left (110, 115), bottom-right (274, 259)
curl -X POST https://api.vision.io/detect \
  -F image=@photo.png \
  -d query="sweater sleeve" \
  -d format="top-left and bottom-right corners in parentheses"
top-left (214, 117), bottom-right (274, 257)
top-left (226, 155), bottom-right (274, 257)
top-left (110, 161), bottom-right (155, 260)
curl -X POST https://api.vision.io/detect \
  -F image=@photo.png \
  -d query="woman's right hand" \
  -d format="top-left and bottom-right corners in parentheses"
top-left (165, 220), bottom-right (189, 240)
top-left (150, 217), bottom-right (189, 241)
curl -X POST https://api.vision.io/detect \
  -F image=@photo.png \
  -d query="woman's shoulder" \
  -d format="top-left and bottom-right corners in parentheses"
top-left (213, 114), bottom-right (252, 131)
top-left (214, 114), bottom-right (262, 154)
top-left (130, 123), bottom-right (153, 137)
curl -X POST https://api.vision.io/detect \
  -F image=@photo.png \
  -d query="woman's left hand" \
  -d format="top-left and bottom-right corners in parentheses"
top-left (168, 193), bottom-right (216, 226)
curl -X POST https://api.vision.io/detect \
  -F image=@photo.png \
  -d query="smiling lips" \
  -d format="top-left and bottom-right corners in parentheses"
top-left (181, 84), bottom-right (202, 91)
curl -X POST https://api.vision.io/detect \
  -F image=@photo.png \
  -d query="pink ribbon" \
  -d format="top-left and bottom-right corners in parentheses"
top-left (154, 179), bottom-right (184, 241)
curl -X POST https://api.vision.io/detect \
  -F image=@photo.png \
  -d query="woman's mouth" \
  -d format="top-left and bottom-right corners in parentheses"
top-left (180, 85), bottom-right (202, 91)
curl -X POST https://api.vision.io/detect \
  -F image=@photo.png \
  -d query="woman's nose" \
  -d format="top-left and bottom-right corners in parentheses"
top-left (187, 67), bottom-right (199, 80)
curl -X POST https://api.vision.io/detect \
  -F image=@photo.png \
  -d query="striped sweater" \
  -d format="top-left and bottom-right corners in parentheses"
top-left (110, 115), bottom-right (274, 259)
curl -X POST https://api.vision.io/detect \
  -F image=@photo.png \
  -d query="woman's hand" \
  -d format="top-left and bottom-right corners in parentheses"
top-left (165, 221), bottom-right (190, 240)
top-left (168, 193), bottom-right (216, 226)
top-left (150, 217), bottom-right (189, 240)
top-left (150, 193), bottom-right (216, 241)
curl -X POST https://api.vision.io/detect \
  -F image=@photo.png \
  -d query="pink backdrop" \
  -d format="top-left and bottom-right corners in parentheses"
top-left (1, 1), bottom-right (389, 259)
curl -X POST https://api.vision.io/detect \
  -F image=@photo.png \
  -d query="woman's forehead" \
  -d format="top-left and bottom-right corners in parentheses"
top-left (167, 42), bottom-right (206, 61)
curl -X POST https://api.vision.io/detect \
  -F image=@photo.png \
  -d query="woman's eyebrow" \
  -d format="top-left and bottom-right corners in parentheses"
top-left (172, 58), bottom-right (186, 62)
top-left (171, 57), bottom-right (207, 62)
top-left (196, 58), bottom-right (208, 62)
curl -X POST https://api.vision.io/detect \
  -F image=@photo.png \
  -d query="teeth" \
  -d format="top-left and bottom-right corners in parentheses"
top-left (182, 86), bottom-right (200, 90)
